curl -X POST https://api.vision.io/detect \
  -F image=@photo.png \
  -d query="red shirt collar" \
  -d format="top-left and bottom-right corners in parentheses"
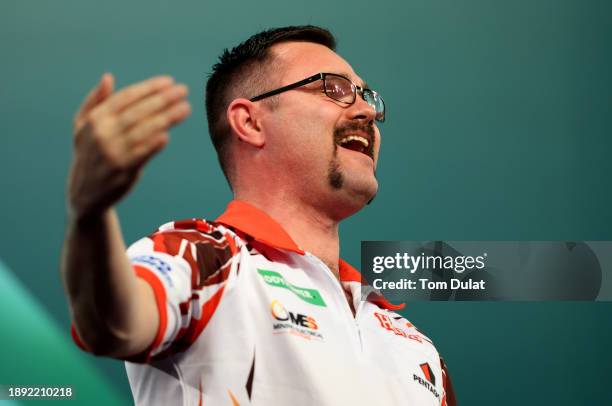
top-left (215, 200), bottom-right (404, 310)
top-left (215, 200), bottom-right (305, 255)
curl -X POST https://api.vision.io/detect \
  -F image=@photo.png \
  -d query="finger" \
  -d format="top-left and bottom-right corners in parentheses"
top-left (116, 84), bottom-right (188, 131)
top-left (125, 101), bottom-right (191, 146)
top-left (74, 73), bottom-right (115, 127)
top-left (92, 75), bottom-right (174, 117)
top-left (130, 132), bottom-right (170, 168)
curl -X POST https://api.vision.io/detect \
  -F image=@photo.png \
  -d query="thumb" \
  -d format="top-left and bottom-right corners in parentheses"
top-left (74, 73), bottom-right (115, 129)
top-left (97, 73), bottom-right (114, 102)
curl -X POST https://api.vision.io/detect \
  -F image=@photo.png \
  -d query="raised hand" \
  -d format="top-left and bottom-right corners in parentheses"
top-left (68, 74), bottom-right (191, 220)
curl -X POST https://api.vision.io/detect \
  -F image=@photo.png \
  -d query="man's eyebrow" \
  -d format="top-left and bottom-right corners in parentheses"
top-left (334, 71), bottom-right (368, 89)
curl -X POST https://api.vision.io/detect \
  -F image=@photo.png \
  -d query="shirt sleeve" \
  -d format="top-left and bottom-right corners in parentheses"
top-left (440, 357), bottom-right (457, 406)
top-left (124, 220), bottom-right (240, 362)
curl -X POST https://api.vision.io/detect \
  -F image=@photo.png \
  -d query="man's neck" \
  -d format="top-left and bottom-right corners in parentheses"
top-left (235, 194), bottom-right (341, 276)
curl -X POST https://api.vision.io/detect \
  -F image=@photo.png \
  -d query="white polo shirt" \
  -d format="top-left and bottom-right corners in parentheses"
top-left (74, 200), bottom-right (455, 405)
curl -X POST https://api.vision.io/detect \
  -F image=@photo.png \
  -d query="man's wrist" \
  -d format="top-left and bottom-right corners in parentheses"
top-left (68, 205), bottom-right (113, 230)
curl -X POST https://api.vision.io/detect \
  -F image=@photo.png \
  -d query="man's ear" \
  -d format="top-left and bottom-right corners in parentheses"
top-left (226, 98), bottom-right (265, 148)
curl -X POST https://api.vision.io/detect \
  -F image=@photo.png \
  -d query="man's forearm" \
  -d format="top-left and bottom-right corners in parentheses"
top-left (61, 209), bottom-right (158, 357)
top-left (61, 74), bottom-right (187, 358)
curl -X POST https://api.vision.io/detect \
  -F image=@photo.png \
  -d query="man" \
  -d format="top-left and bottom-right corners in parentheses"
top-left (62, 26), bottom-right (455, 405)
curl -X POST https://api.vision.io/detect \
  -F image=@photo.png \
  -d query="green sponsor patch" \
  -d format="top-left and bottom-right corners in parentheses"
top-left (257, 269), bottom-right (326, 307)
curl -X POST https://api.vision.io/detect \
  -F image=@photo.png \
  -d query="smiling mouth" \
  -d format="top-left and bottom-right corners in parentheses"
top-left (336, 134), bottom-right (372, 158)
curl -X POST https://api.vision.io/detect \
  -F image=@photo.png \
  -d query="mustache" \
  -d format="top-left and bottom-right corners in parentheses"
top-left (333, 122), bottom-right (375, 141)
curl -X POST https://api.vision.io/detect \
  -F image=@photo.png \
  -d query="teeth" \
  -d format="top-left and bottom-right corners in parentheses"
top-left (339, 135), bottom-right (369, 148)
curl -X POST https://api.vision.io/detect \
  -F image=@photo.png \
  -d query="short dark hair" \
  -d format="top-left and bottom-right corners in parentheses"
top-left (205, 25), bottom-right (336, 185)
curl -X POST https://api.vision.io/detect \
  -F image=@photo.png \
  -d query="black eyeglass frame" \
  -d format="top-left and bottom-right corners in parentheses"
top-left (249, 72), bottom-right (385, 122)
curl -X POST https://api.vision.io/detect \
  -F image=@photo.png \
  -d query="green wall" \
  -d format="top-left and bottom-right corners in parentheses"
top-left (1, 0), bottom-right (610, 404)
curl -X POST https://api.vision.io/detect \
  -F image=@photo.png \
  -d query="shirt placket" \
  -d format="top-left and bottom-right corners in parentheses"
top-left (304, 252), bottom-right (364, 354)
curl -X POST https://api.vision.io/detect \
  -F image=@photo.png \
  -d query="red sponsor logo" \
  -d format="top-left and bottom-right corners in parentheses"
top-left (374, 312), bottom-right (426, 344)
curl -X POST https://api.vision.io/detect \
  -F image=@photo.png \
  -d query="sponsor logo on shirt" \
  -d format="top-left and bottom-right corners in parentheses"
top-left (373, 312), bottom-right (432, 345)
top-left (258, 269), bottom-right (326, 307)
top-left (414, 362), bottom-right (440, 399)
top-left (132, 255), bottom-right (173, 286)
top-left (270, 300), bottom-right (323, 341)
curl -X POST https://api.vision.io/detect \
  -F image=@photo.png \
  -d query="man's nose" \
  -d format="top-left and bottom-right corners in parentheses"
top-left (347, 91), bottom-right (376, 123)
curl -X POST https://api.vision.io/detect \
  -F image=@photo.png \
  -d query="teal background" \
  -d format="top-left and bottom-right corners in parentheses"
top-left (1, 0), bottom-right (610, 404)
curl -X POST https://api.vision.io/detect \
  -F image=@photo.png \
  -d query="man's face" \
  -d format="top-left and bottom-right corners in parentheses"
top-left (259, 41), bottom-right (381, 219)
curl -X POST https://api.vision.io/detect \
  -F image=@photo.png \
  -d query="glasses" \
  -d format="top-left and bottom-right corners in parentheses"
top-left (250, 72), bottom-right (386, 122)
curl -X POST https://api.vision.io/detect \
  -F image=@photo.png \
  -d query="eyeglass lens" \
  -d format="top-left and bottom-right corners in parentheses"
top-left (324, 75), bottom-right (385, 122)
top-left (324, 76), bottom-right (354, 103)
top-left (364, 90), bottom-right (385, 122)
